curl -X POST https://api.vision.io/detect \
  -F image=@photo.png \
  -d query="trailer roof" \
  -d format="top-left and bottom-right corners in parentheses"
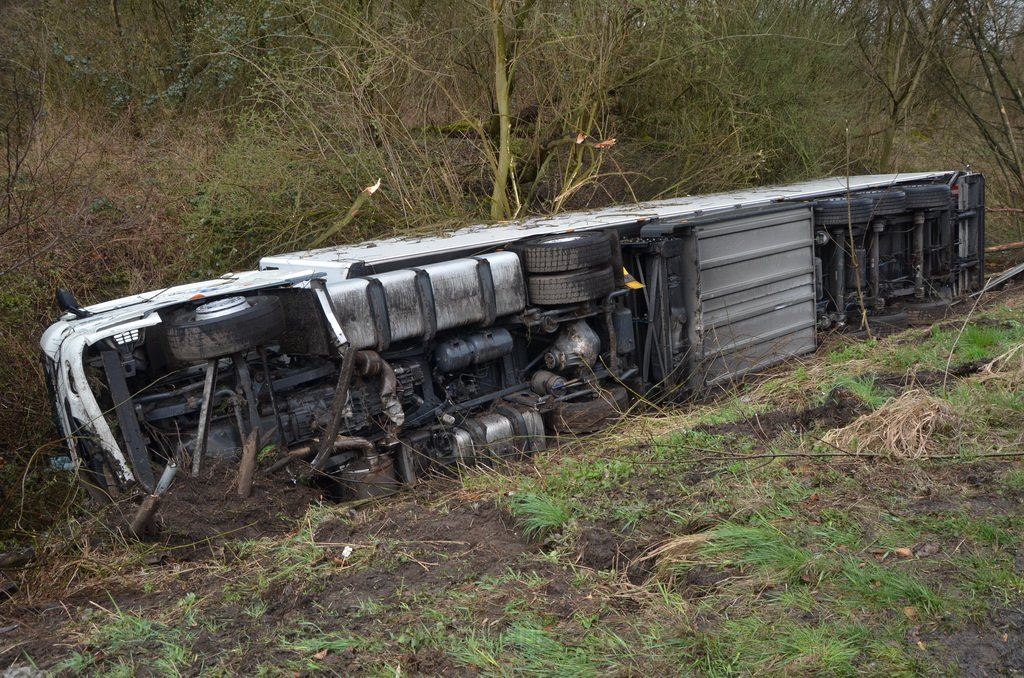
top-left (260, 171), bottom-right (956, 281)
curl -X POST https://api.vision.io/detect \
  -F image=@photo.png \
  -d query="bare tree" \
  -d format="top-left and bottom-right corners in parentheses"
top-left (941, 0), bottom-right (1024, 223)
top-left (855, 0), bottom-right (954, 171)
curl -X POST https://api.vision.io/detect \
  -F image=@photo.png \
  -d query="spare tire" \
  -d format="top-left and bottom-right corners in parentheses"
top-left (527, 266), bottom-right (616, 306)
top-left (166, 295), bottom-right (285, 362)
top-left (509, 231), bottom-right (612, 274)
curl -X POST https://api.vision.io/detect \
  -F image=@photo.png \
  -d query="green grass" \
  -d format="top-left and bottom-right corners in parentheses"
top-left (839, 560), bottom-right (943, 615)
top-left (957, 324), bottom-right (1013, 361)
top-left (698, 522), bottom-right (816, 581)
top-left (1005, 468), bottom-right (1024, 491)
top-left (280, 627), bottom-right (361, 655)
top-left (510, 491), bottom-right (576, 542)
top-left (884, 320), bottom-right (1024, 371)
top-left (449, 616), bottom-right (657, 677)
top-left (652, 429), bottom-right (727, 456)
top-left (901, 512), bottom-right (1023, 550)
top-left (684, 617), bottom-right (865, 677)
top-left (828, 338), bottom-right (878, 364)
top-left (830, 374), bottom-right (890, 409)
top-left (55, 603), bottom-right (197, 676)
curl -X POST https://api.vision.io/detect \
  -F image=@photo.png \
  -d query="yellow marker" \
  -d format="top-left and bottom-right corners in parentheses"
top-left (623, 267), bottom-right (645, 289)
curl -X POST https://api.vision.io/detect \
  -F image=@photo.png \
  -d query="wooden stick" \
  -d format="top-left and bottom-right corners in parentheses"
top-left (235, 428), bottom-right (260, 498)
top-left (266, 445), bottom-right (313, 474)
top-left (310, 345), bottom-right (357, 471)
top-left (128, 494), bottom-right (161, 540)
top-left (985, 240), bottom-right (1024, 253)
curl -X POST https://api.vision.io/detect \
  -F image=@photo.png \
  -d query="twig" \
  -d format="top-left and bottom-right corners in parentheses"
top-left (396, 551), bottom-right (438, 571)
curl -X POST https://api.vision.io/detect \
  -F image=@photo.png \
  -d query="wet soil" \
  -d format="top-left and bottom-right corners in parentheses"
top-left (577, 521), bottom-right (652, 583)
top-left (157, 459), bottom-right (325, 546)
top-left (312, 492), bottom-right (531, 608)
top-left (874, 360), bottom-right (985, 390)
top-left (929, 609), bottom-right (1024, 676)
top-left (699, 387), bottom-right (868, 441)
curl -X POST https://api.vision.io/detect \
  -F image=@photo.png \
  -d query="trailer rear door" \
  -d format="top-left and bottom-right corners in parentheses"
top-left (693, 205), bottom-right (817, 387)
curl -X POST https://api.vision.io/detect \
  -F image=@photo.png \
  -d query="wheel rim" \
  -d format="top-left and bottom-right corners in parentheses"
top-left (195, 296), bottom-right (248, 320)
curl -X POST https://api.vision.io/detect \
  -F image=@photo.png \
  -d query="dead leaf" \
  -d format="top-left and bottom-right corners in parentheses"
top-left (903, 606), bottom-right (917, 620)
top-left (363, 178), bottom-right (382, 194)
top-left (917, 641), bottom-right (926, 651)
top-left (895, 547), bottom-right (914, 559)
top-left (314, 648), bottom-right (329, 660)
top-left (1002, 633), bottom-right (1009, 642)
top-left (593, 138), bottom-right (617, 149)
top-left (575, 133), bottom-right (587, 144)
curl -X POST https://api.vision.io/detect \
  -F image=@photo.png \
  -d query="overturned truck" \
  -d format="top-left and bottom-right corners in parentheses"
top-left (41, 172), bottom-right (985, 501)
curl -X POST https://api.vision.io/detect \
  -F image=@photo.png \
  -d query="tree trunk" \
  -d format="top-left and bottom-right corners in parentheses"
top-left (490, 0), bottom-right (513, 221)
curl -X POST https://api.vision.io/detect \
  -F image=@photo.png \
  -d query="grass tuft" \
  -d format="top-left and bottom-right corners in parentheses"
top-left (645, 520), bottom-right (814, 585)
top-left (510, 492), bottom-right (575, 542)
top-left (699, 522), bottom-right (815, 581)
top-left (831, 374), bottom-right (890, 410)
top-left (840, 560), bottom-right (943, 615)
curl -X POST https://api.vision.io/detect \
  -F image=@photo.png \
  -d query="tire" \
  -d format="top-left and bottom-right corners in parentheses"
top-left (510, 231), bottom-right (612, 274)
top-left (861, 189), bottom-right (907, 217)
top-left (527, 266), bottom-right (616, 306)
top-left (166, 295), bottom-right (285, 362)
top-left (546, 385), bottom-right (630, 434)
top-left (867, 311), bottom-right (907, 337)
top-left (903, 184), bottom-right (952, 211)
top-left (814, 197), bottom-right (874, 226)
top-left (907, 300), bottom-right (950, 325)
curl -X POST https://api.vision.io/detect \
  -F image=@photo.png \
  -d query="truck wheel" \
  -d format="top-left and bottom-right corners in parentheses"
top-left (862, 189), bottom-right (907, 216)
top-left (903, 184), bottom-right (952, 211)
top-left (510, 231), bottom-right (612, 274)
top-left (166, 295), bottom-right (285, 362)
top-left (907, 300), bottom-right (950, 324)
top-left (546, 385), bottom-right (630, 434)
top-left (526, 266), bottom-right (615, 306)
top-left (814, 197), bottom-right (874, 226)
top-left (867, 311), bottom-right (907, 337)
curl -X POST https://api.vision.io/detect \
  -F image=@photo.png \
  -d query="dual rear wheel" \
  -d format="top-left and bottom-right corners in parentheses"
top-left (510, 232), bottom-right (618, 306)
